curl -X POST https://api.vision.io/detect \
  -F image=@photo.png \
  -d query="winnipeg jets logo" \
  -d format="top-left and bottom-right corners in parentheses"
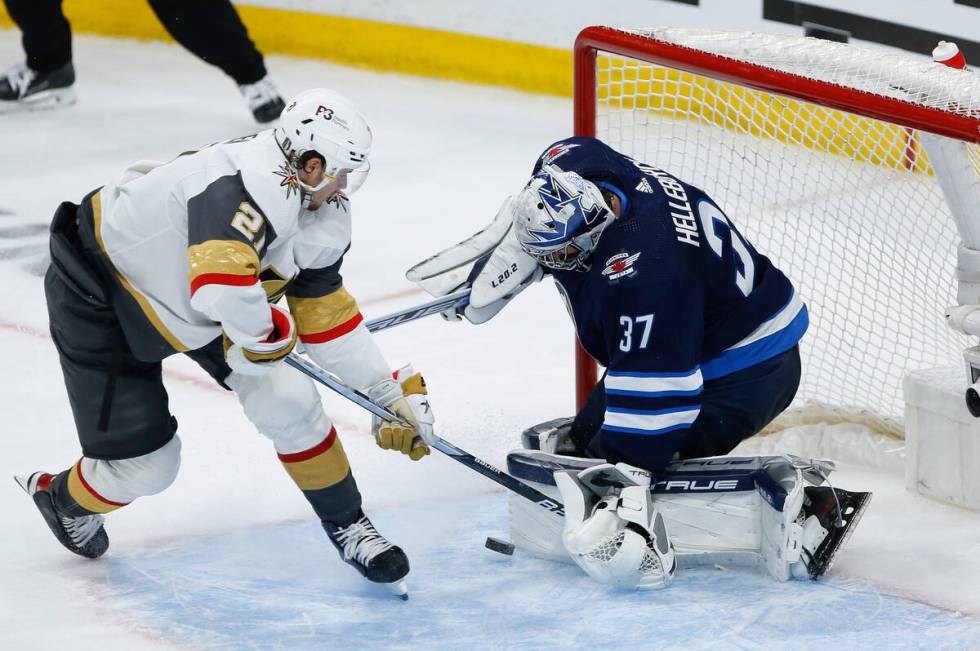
top-left (528, 171), bottom-right (604, 245)
top-left (541, 143), bottom-right (578, 165)
top-left (602, 251), bottom-right (641, 280)
top-left (273, 163), bottom-right (299, 199)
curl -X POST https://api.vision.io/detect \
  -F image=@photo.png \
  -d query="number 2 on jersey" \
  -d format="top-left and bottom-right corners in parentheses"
top-left (695, 199), bottom-right (754, 297)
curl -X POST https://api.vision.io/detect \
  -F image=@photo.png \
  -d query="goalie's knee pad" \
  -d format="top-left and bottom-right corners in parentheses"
top-left (230, 362), bottom-right (332, 452)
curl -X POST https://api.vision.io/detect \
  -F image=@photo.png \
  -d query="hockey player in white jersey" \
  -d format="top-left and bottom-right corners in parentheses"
top-left (15, 89), bottom-right (434, 598)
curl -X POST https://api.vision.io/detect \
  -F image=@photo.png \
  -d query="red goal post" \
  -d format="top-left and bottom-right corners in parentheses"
top-left (571, 26), bottom-right (980, 430)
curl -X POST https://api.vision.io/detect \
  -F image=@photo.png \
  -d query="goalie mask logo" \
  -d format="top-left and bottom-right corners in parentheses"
top-left (602, 251), bottom-right (641, 280)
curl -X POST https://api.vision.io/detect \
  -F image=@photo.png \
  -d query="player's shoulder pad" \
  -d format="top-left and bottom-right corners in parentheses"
top-left (294, 194), bottom-right (352, 270)
top-left (532, 136), bottom-right (621, 175)
top-left (223, 132), bottom-right (303, 237)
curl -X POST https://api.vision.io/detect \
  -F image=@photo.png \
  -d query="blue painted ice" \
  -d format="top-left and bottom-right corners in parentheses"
top-left (101, 497), bottom-right (980, 650)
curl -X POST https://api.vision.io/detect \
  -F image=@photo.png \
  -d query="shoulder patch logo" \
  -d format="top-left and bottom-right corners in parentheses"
top-left (541, 143), bottom-right (578, 165)
top-left (636, 178), bottom-right (654, 193)
top-left (601, 251), bottom-right (641, 280)
top-left (273, 163), bottom-right (299, 199)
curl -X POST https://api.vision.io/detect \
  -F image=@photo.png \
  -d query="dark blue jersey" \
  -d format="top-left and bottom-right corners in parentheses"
top-left (536, 137), bottom-right (808, 470)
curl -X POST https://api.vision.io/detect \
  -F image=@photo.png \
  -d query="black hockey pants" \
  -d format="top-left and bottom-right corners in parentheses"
top-left (3, 0), bottom-right (266, 83)
top-left (44, 195), bottom-right (231, 460)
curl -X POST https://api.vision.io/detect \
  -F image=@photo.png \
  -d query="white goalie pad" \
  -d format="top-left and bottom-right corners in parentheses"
top-left (405, 197), bottom-right (543, 324)
top-left (556, 463), bottom-right (676, 590)
top-left (406, 197), bottom-right (515, 297)
top-left (507, 451), bottom-right (838, 583)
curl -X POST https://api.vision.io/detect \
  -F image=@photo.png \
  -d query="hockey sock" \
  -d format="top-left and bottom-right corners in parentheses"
top-left (49, 461), bottom-right (128, 518)
top-left (276, 427), bottom-right (362, 525)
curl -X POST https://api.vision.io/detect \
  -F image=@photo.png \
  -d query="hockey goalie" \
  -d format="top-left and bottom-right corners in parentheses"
top-left (408, 137), bottom-right (871, 589)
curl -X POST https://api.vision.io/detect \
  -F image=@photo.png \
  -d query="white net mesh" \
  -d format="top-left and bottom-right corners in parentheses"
top-left (591, 28), bottom-right (980, 437)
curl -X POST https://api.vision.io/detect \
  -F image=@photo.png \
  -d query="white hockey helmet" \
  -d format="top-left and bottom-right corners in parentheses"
top-left (512, 165), bottom-right (615, 271)
top-left (275, 88), bottom-right (372, 195)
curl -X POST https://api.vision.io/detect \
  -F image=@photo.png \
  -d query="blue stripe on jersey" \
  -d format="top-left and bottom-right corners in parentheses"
top-left (602, 423), bottom-right (693, 437)
top-left (701, 304), bottom-right (809, 381)
top-left (605, 392), bottom-right (701, 415)
top-left (606, 387), bottom-right (703, 398)
top-left (606, 405), bottom-right (699, 416)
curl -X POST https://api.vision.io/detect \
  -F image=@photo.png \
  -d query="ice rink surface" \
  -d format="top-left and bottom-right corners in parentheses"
top-left (1, 32), bottom-right (980, 649)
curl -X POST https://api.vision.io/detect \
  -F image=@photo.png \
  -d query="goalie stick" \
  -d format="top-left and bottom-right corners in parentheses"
top-left (363, 289), bottom-right (470, 334)
top-left (283, 352), bottom-right (566, 519)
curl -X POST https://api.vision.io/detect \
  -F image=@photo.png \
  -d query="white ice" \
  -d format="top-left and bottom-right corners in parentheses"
top-left (1, 32), bottom-right (979, 650)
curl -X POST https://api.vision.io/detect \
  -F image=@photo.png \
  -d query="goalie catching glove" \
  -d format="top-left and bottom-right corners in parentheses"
top-left (224, 304), bottom-right (297, 376)
top-left (366, 365), bottom-right (435, 461)
top-left (555, 462), bottom-right (676, 590)
top-left (406, 196), bottom-right (543, 324)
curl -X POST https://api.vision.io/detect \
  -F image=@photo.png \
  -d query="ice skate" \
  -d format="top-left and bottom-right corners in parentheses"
top-left (0, 61), bottom-right (76, 114)
top-left (240, 75), bottom-right (285, 123)
top-left (323, 510), bottom-right (410, 599)
top-left (14, 472), bottom-right (108, 559)
top-left (800, 486), bottom-right (871, 578)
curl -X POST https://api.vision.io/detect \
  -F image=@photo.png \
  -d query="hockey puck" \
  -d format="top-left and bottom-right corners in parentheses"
top-left (485, 536), bottom-right (515, 555)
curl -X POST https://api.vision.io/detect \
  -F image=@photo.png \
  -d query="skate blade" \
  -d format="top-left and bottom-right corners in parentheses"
top-left (13, 474), bottom-right (31, 493)
top-left (808, 491), bottom-right (872, 579)
top-left (384, 580), bottom-right (409, 601)
top-left (0, 88), bottom-right (76, 115)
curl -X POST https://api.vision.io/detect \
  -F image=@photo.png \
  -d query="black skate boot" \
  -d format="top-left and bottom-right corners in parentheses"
top-left (239, 75), bottom-right (285, 123)
top-left (0, 62), bottom-right (76, 114)
top-left (323, 510), bottom-right (410, 599)
top-left (800, 485), bottom-right (871, 579)
top-left (14, 472), bottom-right (108, 559)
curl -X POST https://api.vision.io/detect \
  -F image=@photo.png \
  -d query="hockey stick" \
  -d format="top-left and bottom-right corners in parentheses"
top-left (363, 289), bottom-right (470, 334)
top-left (283, 352), bottom-right (565, 518)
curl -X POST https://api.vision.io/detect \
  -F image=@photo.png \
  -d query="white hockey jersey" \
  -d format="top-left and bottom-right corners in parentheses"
top-left (88, 130), bottom-right (391, 390)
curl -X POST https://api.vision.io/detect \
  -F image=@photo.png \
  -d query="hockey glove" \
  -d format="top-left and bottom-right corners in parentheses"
top-left (406, 196), bottom-right (543, 325)
top-left (366, 365), bottom-right (435, 461)
top-left (224, 304), bottom-right (297, 376)
top-left (556, 462), bottom-right (675, 590)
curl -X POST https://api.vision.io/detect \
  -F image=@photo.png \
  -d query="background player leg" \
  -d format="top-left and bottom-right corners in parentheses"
top-left (0, 0), bottom-right (75, 110)
top-left (146, 0), bottom-right (284, 122)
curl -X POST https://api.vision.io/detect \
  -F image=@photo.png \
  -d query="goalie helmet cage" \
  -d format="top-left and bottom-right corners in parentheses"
top-left (572, 26), bottom-right (980, 437)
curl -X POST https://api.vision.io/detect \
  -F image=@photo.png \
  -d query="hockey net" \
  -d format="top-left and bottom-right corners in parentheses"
top-left (574, 27), bottom-right (980, 438)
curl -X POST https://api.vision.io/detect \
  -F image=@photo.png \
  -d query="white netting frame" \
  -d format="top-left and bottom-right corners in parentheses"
top-left (587, 28), bottom-right (980, 437)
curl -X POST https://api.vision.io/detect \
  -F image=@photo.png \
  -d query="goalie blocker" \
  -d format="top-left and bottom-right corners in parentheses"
top-left (509, 423), bottom-right (870, 588)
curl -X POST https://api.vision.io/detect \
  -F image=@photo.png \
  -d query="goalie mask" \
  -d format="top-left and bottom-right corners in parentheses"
top-left (275, 88), bottom-right (372, 198)
top-left (512, 166), bottom-right (615, 271)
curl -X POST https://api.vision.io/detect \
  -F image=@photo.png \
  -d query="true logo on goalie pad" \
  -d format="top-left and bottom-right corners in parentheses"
top-left (655, 479), bottom-right (741, 492)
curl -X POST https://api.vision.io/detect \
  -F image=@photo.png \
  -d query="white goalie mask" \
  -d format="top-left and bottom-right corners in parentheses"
top-left (275, 88), bottom-right (372, 197)
top-left (512, 165), bottom-right (615, 271)
top-left (555, 463), bottom-right (676, 590)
